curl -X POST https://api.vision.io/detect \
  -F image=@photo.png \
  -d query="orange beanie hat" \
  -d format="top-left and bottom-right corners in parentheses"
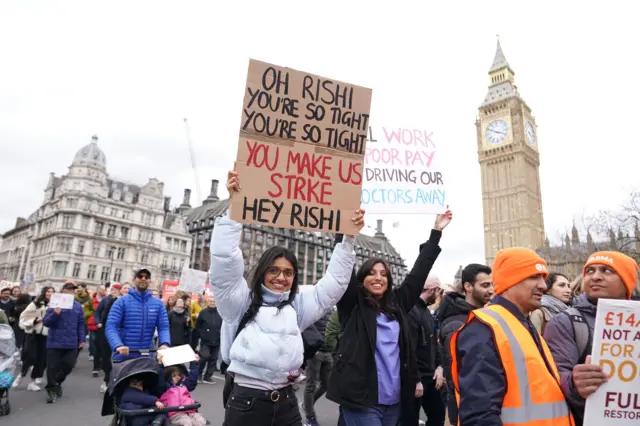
top-left (492, 248), bottom-right (549, 295)
top-left (582, 251), bottom-right (639, 299)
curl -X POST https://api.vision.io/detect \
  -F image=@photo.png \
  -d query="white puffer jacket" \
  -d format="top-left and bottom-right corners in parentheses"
top-left (210, 215), bottom-right (355, 387)
top-left (19, 301), bottom-right (49, 336)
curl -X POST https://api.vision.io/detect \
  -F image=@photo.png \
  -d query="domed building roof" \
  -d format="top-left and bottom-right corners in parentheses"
top-left (72, 135), bottom-right (106, 169)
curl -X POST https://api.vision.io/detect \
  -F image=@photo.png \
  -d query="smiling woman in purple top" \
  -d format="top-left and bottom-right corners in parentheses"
top-left (326, 209), bottom-right (452, 426)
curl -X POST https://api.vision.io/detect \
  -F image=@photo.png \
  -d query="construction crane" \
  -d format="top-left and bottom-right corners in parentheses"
top-left (183, 118), bottom-right (202, 204)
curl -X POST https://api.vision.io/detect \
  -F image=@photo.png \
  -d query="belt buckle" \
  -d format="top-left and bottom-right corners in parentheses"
top-left (269, 390), bottom-right (281, 402)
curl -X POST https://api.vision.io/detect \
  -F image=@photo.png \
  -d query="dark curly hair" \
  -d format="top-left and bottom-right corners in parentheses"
top-left (356, 258), bottom-right (397, 316)
top-left (244, 246), bottom-right (299, 324)
top-left (34, 286), bottom-right (54, 308)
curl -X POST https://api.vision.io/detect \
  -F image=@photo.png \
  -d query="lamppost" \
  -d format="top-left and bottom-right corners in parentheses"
top-left (109, 245), bottom-right (116, 283)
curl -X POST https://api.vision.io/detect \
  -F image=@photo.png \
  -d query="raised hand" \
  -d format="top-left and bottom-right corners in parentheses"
top-left (346, 208), bottom-right (366, 238)
top-left (226, 170), bottom-right (240, 196)
top-left (434, 206), bottom-right (453, 231)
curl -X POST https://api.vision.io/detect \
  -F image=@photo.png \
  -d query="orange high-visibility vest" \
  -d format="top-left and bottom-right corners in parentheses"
top-left (450, 305), bottom-right (574, 426)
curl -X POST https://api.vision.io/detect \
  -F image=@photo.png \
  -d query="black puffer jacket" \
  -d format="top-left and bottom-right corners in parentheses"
top-left (312, 312), bottom-right (331, 352)
top-left (437, 292), bottom-right (475, 426)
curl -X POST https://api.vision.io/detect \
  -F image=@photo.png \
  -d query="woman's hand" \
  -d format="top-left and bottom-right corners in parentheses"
top-left (226, 170), bottom-right (241, 196)
top-left (434, 206), bottom-right (453, 231)
top-left (345, 208), bottom-right (366, 238)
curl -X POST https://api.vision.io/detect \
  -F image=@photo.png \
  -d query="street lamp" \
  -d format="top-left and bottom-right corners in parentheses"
top-left (109, 245), bottom-right (116, 282)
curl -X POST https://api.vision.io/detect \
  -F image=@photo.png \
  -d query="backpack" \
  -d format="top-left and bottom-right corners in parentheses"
top-left (561, 308), bottom-right (592, 364)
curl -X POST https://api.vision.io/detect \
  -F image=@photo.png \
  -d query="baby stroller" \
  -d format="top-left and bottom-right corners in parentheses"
top-left (101, 349), bottom-right (201, 426)
top-left (0, 323), bottom-right (18, 416)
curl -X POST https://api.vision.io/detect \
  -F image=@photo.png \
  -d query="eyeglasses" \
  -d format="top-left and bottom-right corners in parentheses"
top-left (266, 267), bottom-right (295, 278)
top-left (136, 275), bottom-right (150, 280)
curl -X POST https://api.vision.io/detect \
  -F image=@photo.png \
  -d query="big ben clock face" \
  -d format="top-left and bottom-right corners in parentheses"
top-left (525, 121), bottom-right (536, 145)
top-left (485, 120), bottom-right (509, 144)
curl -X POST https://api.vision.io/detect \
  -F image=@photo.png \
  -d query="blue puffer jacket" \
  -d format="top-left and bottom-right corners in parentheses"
top-left (43, 301), bottom-right (85, 349)
top-left (105, 289), bottom-right (170, 359)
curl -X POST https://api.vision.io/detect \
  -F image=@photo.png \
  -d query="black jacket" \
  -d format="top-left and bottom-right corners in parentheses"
top-left (168, 309), bottom-right (189, 347)
top-left (437, 292), bottom-right (476, 426)
top-left (196, 307), bottom-right (222, 346)
top-left (326, 230), bottom-right (442, 411)
top-left (407, 298), bottom-right (442, 379)
top-left (313, 312), bottom-right (331, 353)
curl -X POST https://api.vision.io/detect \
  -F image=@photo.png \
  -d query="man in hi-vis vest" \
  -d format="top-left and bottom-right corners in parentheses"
top-left (451, 248), bottom-right (574, 426)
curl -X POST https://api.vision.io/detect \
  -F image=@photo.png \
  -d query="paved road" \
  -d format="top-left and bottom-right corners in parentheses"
top-left (6, 354), bottom-right (343, 426)
top-left (7, 355), bottom-right (432, 425)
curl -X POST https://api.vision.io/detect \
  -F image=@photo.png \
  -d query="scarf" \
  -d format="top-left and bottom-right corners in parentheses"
top-left (172, 307), bottom-right (185, 314)
top-left (540, 294), bottom-right (569, 317)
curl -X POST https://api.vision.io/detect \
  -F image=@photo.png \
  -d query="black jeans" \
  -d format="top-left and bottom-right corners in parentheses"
top-left (21, 333), bottom-right (47, 379)
top-left (98, 328), bottom-right (113, 383)
top-left (303, 351), bottom-right (333, 419)
top-left (45, 348), bottom-right (78, 391)
top-left (198, 344), bottom-right (218, 379)
top-left (403, 378), bottom-right (446, 426)
top-left (224, 384), bottom-right (302, 426)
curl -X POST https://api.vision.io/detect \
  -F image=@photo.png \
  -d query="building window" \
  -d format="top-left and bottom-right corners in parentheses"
top-left (162, 256), bottom-right (168, 268)
top-left (117, 247), bottom-right (126, 260)
top-left (92, 242), bottom-right (102, 257)
top-left (180, 240), bottom-right (187, 253)
top-left (53, 261), bottom-right (68, 277)
top-left (141, 251), bottom-right (150, 264)
top-left (65, 198), bottom-right (79, 208)
top-left (121, 227), bottom-right (129, 240)
top-left (81, 215), bottom-right (90, 231)
top-left (57, 237), bottom-right (72, 252)
top-left (107, 225), bottom-right (117, 237)
top-left (113, 268), bottom-right (123, 283)
top-left (179, 258), bottom-right (185, 271)
top-left (173, 239), bottom-right (179, 251)
top-left (98, 205), bottom-right (105, 214)
top-left (95, 221), bottom-right (104, 235)
top-left (101, 266), bottom-right (111, 282)
top-left (166, 237), bottom-right (172, 249)
top-left (77, 240), bottom-right (85, 254)
top-left (110, 208), bottom-right (119, 217)
top-left (62, 214), bottom-right (75, 229)
top-left (72, 262), bottom-right (81, 278)
top-left (106, 246), bottom-right (115, 258)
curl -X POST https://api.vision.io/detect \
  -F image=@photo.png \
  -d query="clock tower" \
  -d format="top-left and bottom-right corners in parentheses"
top-left (477, 40), bottom-right (545, 265)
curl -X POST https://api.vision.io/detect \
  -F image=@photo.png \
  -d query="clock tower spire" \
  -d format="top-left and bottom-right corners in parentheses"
top-left (476, 40), bottom-right (546, 265)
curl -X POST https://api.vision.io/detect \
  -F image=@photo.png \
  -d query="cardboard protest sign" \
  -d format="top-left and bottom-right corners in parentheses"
top-left (362, 126), bottom-right (446, 214)
top-left (230, 59), bottom-right (372, 234)
top-left (584, 299), bottom-right (640, 425)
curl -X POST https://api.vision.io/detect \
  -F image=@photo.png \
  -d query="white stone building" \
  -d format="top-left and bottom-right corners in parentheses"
top-left (0, 136), bottom-right (192, 290)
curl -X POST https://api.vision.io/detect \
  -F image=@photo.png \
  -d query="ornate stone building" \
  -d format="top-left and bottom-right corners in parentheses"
top-left (0, 136), bottom-right (192, 289)
top-left (184, 180), bottom-right (408, 286)
top-left (477, 40), bottom-right (545, 266)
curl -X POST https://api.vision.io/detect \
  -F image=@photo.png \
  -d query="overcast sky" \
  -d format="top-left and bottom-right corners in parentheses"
top-left (1, 1), bottom-right (638, 281)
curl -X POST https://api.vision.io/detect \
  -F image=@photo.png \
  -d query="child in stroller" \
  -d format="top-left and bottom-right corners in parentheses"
top-left (157, 359), bottom-right (206, 426)
top-left (101, 349), bottom-right (202, 426)
top-left (0, 319), bottom-right (18, 416)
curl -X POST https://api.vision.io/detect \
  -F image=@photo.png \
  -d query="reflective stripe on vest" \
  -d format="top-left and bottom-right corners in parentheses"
top-left (476, 307), bottom-right (571, 424)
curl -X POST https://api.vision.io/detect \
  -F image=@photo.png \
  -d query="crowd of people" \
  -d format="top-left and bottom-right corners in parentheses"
top-left (0, 169), bottom-right (639, 426)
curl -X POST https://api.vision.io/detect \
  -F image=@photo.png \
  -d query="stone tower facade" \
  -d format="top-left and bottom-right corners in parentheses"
top-left (477, 41), bottom-right (545, 265)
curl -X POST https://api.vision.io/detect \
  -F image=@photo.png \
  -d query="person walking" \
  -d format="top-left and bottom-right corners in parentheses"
top-left (13, 286), bottom-right (53, 391)
top-left (43, 281), bottom-right (85, 403)
top-left (437, 263), bottom-right (493, 426)
top-left (95, 283), bottom-right (121, 393)
top-left (195, 296), bottom-right (222, 384)
top-left (302, 311), bottom-right (333, 426)
top-left (450, 248), bottom-right (574, 426)
top-left (106, 270), bottom-right (170, 360)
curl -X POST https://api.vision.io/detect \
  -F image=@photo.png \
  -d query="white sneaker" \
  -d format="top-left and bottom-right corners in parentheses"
top-left (100, 383), bottom-right (108, 393)
top-left (88, 355), bottom-right (94, 361)
top-left (11, 374), bottom-right (22, 388)
top-left (35, 377), bottom-right (43, 385)
top-left (27, 381), bottom-right (41, 391)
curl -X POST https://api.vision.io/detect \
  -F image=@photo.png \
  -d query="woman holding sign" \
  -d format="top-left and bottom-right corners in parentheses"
top-left (326, 209), bottom-right (452, 426)
top-left (211, 171), bottom-right (364, 426)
